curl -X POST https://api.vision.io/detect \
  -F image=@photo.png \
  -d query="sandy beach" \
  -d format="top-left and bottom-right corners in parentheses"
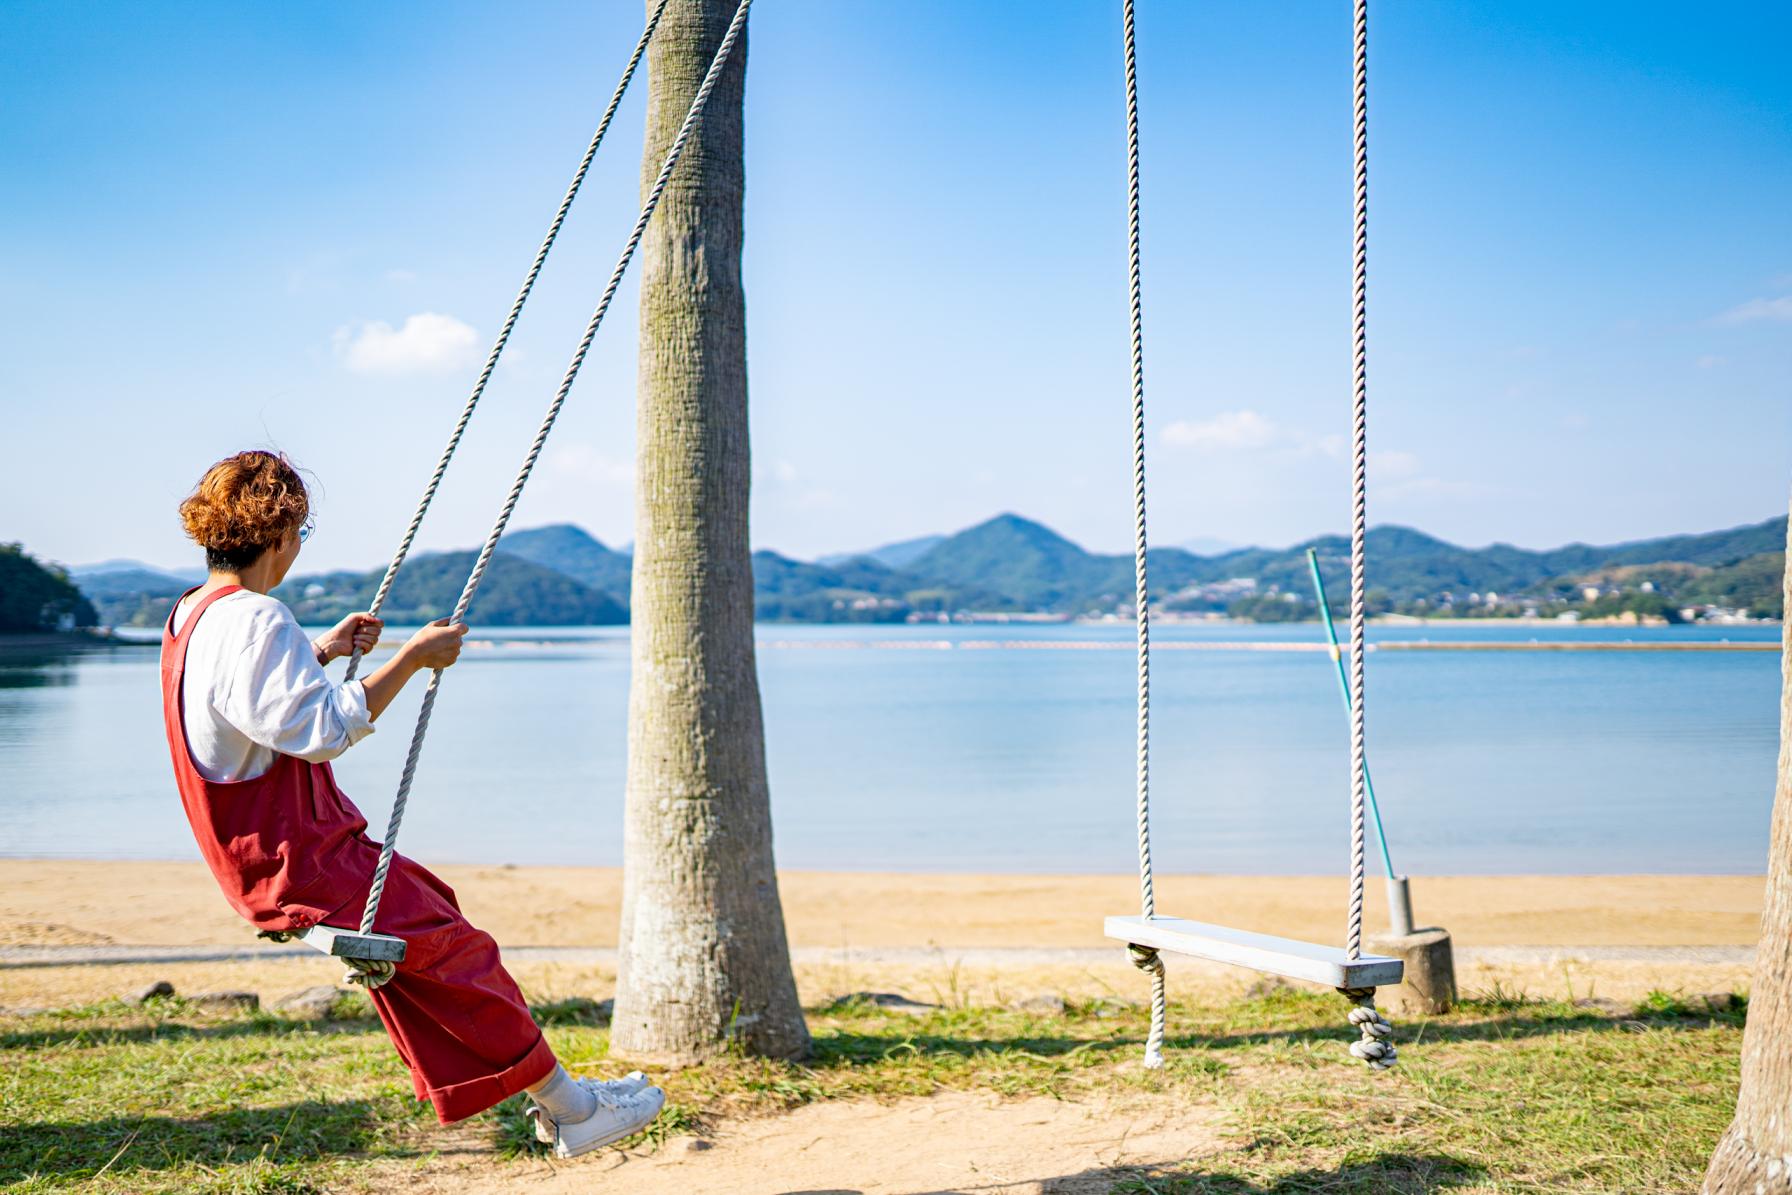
top-left (0, 862), bottom-right (1763, 1012)
top-left (0, 861), bottom-right (1763, 949)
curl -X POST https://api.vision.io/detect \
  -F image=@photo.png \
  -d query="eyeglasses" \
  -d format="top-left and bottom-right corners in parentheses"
top-left (297, 516), bottom-right (316, 544)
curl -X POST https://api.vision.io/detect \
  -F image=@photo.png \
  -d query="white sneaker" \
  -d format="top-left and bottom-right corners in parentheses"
top-left (525, 1071), bottom-right (654, 1144)
top-left (527, 1080), bottom-right (667, 1158)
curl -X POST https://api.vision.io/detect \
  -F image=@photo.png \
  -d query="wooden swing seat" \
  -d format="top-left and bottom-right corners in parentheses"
top-left (298, 925), bottom-right (407, 963)
top-left (1105, 915), bottom-right (1403, 989)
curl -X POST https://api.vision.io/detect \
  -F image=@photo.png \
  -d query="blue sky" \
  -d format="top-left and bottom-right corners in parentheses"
top-left (2, 0), bottom-right (1788, 573)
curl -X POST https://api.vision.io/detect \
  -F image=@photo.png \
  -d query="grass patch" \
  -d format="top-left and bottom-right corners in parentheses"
top-left (0, 985), bottom-right (1741, 1192)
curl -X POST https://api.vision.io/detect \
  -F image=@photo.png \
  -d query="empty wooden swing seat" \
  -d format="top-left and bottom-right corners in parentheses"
top-left (1105, 916), bottom-right (1403, 990)
top-left (1104, 0), bottom-right (1403, 1072)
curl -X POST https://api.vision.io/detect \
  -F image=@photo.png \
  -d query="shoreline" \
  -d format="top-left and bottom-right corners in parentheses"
top-left (20, 614), bottom-right (1780, 649)
top-left (0, 629), bottom-right (156, 648)
top-left (1, 862), bottom-right (1762, 950)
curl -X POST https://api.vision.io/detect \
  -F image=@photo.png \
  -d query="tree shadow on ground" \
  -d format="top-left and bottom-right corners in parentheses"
top-left (1, 994), bottom-right (609, 1051)
top-left (810, 1004), bottom-right (1717, 1072)
top-left (909, 1151), bottom-right (1482, 1194)
top-left (0, 1100), bottom-right (385, 1184)
top-left (530, 995), bottom-right (613, 1026)
top-left (0, 1011), bottom-right (382, 1051)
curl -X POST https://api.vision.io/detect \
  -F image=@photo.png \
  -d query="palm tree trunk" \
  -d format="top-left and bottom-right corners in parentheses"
top-left (1703, 502), bottom-right (1792, 1192)
top-left (609, 0), bottom-right (809, 1066)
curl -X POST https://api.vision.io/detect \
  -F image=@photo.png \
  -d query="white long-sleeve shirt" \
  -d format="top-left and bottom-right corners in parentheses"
top-left (172, 590), bottom-right (375, 782)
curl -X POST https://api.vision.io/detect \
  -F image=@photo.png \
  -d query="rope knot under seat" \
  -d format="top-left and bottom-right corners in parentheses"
top-left (344, 958), bottom-right (396, 990)
top-left (1128, 945), bottom-right (1167, 1068)
top-left (1339, 987), bottom-right (1396, 1070)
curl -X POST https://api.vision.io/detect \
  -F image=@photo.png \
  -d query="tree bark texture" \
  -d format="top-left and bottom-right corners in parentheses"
top-left (609, 0), bottom-right (808, 1067)
top-left (1703, 503), bottom-right (1792, 1193)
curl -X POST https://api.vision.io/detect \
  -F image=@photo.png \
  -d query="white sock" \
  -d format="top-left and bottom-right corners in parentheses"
top-left (527, 1064), bottom-right (597, 1123)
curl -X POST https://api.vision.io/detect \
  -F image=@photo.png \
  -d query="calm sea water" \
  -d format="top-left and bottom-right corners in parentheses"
top-left (0, 621), bottom-right (1780, 874)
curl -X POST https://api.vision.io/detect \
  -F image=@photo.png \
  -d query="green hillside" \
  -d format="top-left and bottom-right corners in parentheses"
top-left (894, 513), bottom-right (1787, 620)
top-left (906, 514), bottom-right (1125, 612)
top-left (274, 551), bottom-right (626, 627)
top-left (1657, 552), bottom-right (1783, 619)
top-left (819, 533), bottom-right (946, 570)
top-left (82, 570), bottom-right (194, 627)
top-left (0, 545), bottom-right (98, 633)
top-left (751, 551), bottom-right (1015, 622)
top-left (1588, 519), bottom-right (1787, 569)
top-left (69, 566), bottom-right (197, 599)
top-left (499, 524), bottom-right (633, 608)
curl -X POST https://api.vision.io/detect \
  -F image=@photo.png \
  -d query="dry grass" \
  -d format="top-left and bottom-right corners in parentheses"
top-left (0, 983), bottom-right (1744, 1193)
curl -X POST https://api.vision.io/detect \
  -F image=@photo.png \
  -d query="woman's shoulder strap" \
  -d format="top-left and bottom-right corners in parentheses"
top-left (167, 584), bottom-right (246, 644)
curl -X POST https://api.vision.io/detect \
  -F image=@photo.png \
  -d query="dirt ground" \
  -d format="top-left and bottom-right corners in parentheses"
top-left (394, 1090), bottom-right (1225, 1195)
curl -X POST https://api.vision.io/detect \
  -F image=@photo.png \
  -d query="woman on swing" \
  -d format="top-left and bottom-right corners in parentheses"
top-left (161, 449), bottom-right (663, 1157)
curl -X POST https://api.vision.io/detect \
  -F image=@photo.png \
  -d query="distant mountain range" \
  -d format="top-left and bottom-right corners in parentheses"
top-left (52, 512), bottom-right (1788, 628)
top-left (820, 511), bottom-right (1781, 621)
top-left (817, 534), bottom-right (945, 571)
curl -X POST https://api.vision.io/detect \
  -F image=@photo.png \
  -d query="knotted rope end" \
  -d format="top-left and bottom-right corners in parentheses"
top-left (344, 959), bottom-right (396, 990)
top-left (1128, 943), bottom-right (1164, 975)
top-left (1339, 986), bottom-right (1397, 1071)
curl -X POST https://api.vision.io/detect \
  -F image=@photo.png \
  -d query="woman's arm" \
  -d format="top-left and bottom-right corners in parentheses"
top-left (218, 612), bottom-right (468, 763)
top-left (359, 620), bottom-right (469, 720)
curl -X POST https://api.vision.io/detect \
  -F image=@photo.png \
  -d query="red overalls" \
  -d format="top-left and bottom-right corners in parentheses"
top-left (160, 585), bottom-right (555, 1123)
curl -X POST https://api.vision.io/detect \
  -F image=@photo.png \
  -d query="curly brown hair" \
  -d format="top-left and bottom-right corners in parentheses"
top-left (179, 451), bottom-right (311, 572)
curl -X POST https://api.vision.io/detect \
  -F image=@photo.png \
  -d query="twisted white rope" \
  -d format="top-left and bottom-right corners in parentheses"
top-left (1339, 0), bottom-right (1394, 1069)
top-left (348, 0), bottom-right (754, 980)
top-left (1119, 0), bottom-right (1166, 1071)
top-left (1346, 0), bottom-right (1371, 969)
top-left (343, 0), bottom-right (669, 688)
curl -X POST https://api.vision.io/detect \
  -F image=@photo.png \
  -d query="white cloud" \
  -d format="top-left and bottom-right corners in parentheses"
top-left (334, 312), bottom-right (478, 374)
top-left (754, 458), bottom-right (802, 487)
top-left (1163, 412), bottom-right (1423, 485)
top-left (1371, 449), bottom-right (1420, 479)
top-left (1161, 409), bottom-right (1283, 451)
top-left (547, 442), bottom-right (632, 486)
top-left (755, 458), bottom-right (832, 508)
top-left (1382, 476), bottom-right (1491, 501)
top-left (1714, 296), bottom-right (1792, 324)
top-left (385, 268), bottom-right (418, 285)
top-left (1695, 354), bottom-right (1726, 369)
top-left (1159, 407), bottom-right (1441, 506)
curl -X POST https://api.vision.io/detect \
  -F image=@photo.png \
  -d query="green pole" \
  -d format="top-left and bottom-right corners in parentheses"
top-left (1307, 548), bottom-right (1395, 878)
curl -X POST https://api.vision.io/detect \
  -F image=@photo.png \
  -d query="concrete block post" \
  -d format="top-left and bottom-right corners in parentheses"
top-left (1368, 925), bottom-right (1457, 1015)
top-left (1367, 875), bottom-right (1455, 1014)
